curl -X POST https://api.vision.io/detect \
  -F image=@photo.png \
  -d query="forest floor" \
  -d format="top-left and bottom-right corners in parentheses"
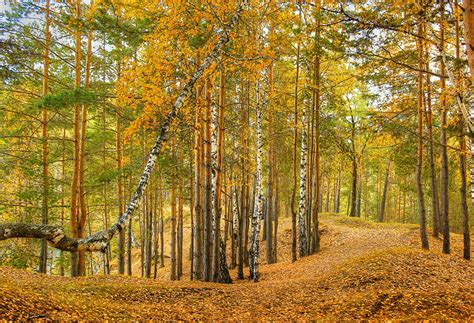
top-left (0, 213), bottom-right (472, 320)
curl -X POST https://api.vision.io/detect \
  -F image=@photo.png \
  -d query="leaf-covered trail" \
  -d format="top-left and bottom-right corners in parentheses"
top-left (1, 214), bottom-right (472, 320)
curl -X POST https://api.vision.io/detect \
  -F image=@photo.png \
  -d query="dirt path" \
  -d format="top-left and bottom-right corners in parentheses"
top-left (1, 214), bottom-right (472, 320)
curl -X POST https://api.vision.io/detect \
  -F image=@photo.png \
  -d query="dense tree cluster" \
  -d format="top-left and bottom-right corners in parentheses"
top-left (0, 0), bottom-right (471, 282)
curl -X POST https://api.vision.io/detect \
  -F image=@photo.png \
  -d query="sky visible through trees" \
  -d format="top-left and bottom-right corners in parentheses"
top-left (0, 0), bottom-right (472, 320)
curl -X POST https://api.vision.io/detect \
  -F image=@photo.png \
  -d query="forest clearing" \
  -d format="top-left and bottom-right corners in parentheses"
top-left (2, 213), bottom-right (473, 320)
top-left (0, 0), bottom-right (473, 320)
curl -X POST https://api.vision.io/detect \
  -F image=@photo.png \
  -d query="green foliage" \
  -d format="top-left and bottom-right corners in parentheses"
top-left (33, 89), bottom-right (96, 112)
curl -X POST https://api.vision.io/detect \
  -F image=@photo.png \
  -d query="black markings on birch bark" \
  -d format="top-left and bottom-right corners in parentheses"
top-left (0, 4), bottom-right (244, 252)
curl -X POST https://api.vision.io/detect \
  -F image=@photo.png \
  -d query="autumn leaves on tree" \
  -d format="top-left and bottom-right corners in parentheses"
top-left (0, 0), bottom-right (472, 286)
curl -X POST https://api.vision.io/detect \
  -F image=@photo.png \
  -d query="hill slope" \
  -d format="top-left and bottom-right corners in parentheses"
top-left (0, 214), bottom-right (472, 320)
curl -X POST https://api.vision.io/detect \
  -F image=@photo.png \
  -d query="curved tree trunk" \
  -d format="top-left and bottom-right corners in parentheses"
top-left (0, 5), bottom-right (244, 253)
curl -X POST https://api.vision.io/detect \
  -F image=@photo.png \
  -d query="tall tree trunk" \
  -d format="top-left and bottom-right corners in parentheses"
top-left (193, 55), bottom-right (203, 280)
top-left (266, 58), bottom-right (275, 264)
top-left (70, 0), bottom-right (82, 277)
top-left (0, 5), bottom-right (244, 253)
top-left (463, 0), bottom-right (474, 85)
top-left (311, 25), bottom-right (321, 253)
top-left (77, 23), bottom-right (93, 276)
top-left (211, 68), bottom-right (227, 282)
top-left (291, 30), bottom-right (300, 263)
top-left (455, 11), bottom-right (471, 260)
top-left (417, 15), bottom-right (429, 250)
top-left (39, 0), bottom-right (51, 274)
top-left (170, 138), bottom-right (177, 281)
top-left (249, 81), bottom-right (263, 282)
top-left (126, 139), bottom-right (133, 276)
top-left (203, 78), bottom-right (213, 281)
top-left (177, 151), bottom-right (183, 280)
top-left (237, 78), bottom-right (246, 279)
top-left (424, 43), bottom-right (441, 237)
top-left (153, 180), bottom-right (159, 279)
top-left (189, 141), bottom-right (195, 280)
top-left (115, 8), bottom-right (126, 274)
top-left (439, 0), bottom-right (450, 254)
top-left (298, 99), bottom-right (308, 258)
top-left (378, 159), bottom-right (391, 223)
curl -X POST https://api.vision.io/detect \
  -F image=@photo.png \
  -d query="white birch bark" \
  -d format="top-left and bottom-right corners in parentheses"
top-left (0, 4), bottom-right (244, 252)
top-left (298, 101), bottom-right (308, 257)
top-left (249, 81), bottom-right (263, 281)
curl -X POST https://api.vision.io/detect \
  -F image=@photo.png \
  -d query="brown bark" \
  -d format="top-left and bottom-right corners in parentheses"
top-left (378, 159), bottom-right (391, 223)
top-left (417, 14), bottom-right (429, 250)
top-left (424, 43), bottom-right (440, 237)
top-left (170, 138), bottom-right (177, 281)
top-left (39, 0), bottom-right (51, 274)
top-left (203, 78), bottom-right (213, 281)
top-left (440, 0), bottom-right (450, 254)
top-left (70, 0), bottom-right (82, 277)
top-left (193, 53), bottom-right (203, 280)
top-left (463, 0), bottom-right (474, 84)
top-left (0, 5), bottom-right (244, 255)
top-left (291, 29), bottom-right (300, 263)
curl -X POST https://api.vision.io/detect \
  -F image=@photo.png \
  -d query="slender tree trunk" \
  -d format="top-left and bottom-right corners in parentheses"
top-left (439, 0), bottom-right (450, 254)
top-left (463, 0), bottom-right (474, 85)
top-left (211, 68), bottom-right (227, 282)
top-left (291, 30), bottom-right (300, 263)
top-left (273, 170), bottom-right (279, 262)
top-left (417, 16), bottom-right (429, 250)
top-left (349, 158), bottom-right (358, 217)
top-left (378, 159), bottom-right (391, 223)
top-left (455, 12), bottom-right (470, 260)
top-left (424, 44), bottom-right (441, 237)
top-left (159, 198), bottom-right (164, 268)
top-left (126, 139), bottom-right (133, 276)
top-left (70, 0), bottom-right (82, 277)
top-left (203, 78), bottom-right (213, 281)
top-left (193, 56), bottom-right (203, 280)
top-left (153, 181), bottom-right (159, 279)
top-left (298, 99), bottom-right (308, 258)
top-left (77, 24), bottom-right (93, 276)
top-left (237, 78), bottom-right (246, 279)
top-left (170, 138), bottom-right (177, 281)
top-left (249, 81), bottom-right (263, 282)
top-left (311, 24), bottom-right (321, 253)
top-left (177, 151), bottom-right (183, 280)
top-left (266, 58), bottom-right (275, 264)
top-left (189, 145), bottom-right (195, 280)
top-left (39, 0), bottom-right (51, 274)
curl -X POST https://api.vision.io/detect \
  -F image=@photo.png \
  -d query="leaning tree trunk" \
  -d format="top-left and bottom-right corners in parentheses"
top-left (0, 4), bottom-right (244, 253)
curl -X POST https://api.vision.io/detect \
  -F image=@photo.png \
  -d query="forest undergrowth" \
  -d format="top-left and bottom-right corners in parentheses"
top-left (0, 213), bottom-right (472, 320)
